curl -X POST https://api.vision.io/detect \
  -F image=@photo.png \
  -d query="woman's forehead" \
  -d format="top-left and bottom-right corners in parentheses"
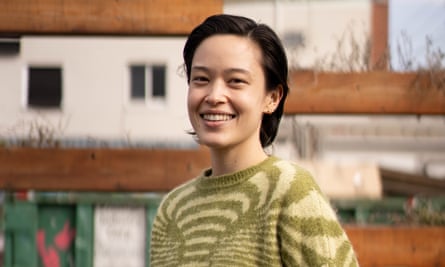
top-left (192, 35), bottom-right (263, 71)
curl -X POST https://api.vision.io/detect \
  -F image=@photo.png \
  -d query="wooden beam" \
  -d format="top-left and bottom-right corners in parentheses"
top-left (345, 226), bottom-right (445, 267)
top-left (0, 0), bottom-right (223, 36)
top-left (380, 168), bottom-right (445, 196)
top-left (0, 147), bottom-right (210, 192)
top-left (285, 71), bottom-right (445, 114)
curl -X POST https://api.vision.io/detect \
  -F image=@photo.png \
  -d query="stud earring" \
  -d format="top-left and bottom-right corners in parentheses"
top-left (264, 108), bottom-right (273, 114)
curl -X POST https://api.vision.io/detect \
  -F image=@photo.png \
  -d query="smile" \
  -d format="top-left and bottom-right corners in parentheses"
top-left (201, 113), bottom-right (235, 121)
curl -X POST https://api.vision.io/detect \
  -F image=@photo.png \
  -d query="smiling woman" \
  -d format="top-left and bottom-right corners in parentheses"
top-left (150, 14), bottom-right (359, 266)
top-left (187, 34), bottom-right (275, 170)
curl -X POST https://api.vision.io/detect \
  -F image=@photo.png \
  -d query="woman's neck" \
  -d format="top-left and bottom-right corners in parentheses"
top-left (209, 143), bottom-right (268, 177)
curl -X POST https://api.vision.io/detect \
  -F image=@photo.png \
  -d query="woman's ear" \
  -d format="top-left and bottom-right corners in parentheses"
top-left (264, 85), bottom-right (283, 114)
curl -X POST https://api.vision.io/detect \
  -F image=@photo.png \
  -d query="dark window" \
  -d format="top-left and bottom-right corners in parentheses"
top-left (152, 65), bottom-right (166, 98)
top-left (130, 65), bottom-right (146, 99)
top-left (130, 64), bottom-right (166, 101)
top-left (0, 38), bottom-right (20, 55)
top-left (28, 67), bottom-right (62, 108)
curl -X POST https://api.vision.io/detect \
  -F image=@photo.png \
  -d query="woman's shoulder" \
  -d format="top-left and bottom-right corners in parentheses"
top-left (268, 157), bottom-right (316, 182)
top-left (267, 156), bottom-right (323, 198)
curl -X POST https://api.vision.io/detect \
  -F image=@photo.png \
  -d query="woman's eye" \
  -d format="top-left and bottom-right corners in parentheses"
top-left (192, 76), bottom-right (209, 83)
top-left (229, 78), bottom-right (246, 85)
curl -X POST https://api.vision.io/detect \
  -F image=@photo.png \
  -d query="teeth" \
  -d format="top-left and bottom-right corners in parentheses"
top-left (202, 114), bottom-right (233, 121)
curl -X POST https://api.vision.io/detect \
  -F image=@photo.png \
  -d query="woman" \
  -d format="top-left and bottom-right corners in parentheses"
top-left (150, 14), bottom-right (359, 266)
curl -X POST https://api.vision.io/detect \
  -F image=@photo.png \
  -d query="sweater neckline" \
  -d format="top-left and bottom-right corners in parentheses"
top-left (196, 156), bottom-right (277, 190)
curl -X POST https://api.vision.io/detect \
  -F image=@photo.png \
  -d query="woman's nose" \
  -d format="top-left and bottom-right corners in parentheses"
top-left (205, 81), bottom-right (226, 105)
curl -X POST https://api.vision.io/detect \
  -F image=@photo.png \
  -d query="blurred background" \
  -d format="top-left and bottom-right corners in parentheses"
top-left (0, 0), bottom-right (444, 266)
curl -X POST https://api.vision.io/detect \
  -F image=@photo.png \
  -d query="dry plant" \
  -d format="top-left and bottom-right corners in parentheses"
top-left (424, 36), bottom-right (445, 92)
top-left (1, 115), bottom-right (69, 148)
top-left (293, 24), bottom-right (445, 92)
top-left (396, 32), bottom-right (445, 92)
top-left (312, 22), bottom-right (372, 72)
top-left (395, 31), bottom-right (416, 71)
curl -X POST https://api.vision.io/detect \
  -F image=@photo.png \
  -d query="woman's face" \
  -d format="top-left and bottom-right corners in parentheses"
top-left (187, 34), bottom-right (279, 151)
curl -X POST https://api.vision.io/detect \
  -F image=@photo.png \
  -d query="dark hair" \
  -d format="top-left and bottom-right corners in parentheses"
top-left (183, 14), bottom-right (289, 147)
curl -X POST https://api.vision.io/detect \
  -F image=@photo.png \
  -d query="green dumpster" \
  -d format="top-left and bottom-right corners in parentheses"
top-left (2, 192), bottom-right (164, 267)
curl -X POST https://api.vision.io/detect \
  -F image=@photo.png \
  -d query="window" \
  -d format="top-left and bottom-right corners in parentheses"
top-left (0, 38), bottom-right (20, 55)
top-left (130, 64), bottom-right (166, 101)
top-left (28, 67), bottom-right (62, 108)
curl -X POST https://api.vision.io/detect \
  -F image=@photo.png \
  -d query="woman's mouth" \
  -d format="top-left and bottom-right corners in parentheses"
top-left (201, 113), bottom-right (235, 121)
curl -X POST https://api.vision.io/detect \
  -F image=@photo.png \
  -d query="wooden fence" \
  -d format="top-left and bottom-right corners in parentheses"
top-left (345, 226), bottom-right (445, 267)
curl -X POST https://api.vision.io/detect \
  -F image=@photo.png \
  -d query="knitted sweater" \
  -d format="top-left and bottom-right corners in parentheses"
top-left (150, 156), bottom-right (359, 266)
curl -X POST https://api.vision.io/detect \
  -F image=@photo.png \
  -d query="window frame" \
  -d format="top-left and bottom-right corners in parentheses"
top-left (128, 63), bottom-right (167, 108)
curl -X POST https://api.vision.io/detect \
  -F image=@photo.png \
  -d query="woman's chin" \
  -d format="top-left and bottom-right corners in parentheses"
top-left (196, 136), bottom-right (230, 150)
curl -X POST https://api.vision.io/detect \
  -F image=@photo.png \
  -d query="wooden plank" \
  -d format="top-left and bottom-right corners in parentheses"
top-left (0, 0), bottom-right (223, 35)
top-left (285, 71), bottom-right (445, 114)
top-left (0, 147), bottom-right (210, 192)
top-left (380, 168), bottom-right (445, 196)
top-left (345, 226), bottom-right (445, 267)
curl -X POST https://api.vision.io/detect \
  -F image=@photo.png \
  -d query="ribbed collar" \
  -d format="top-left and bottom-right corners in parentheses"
top-left (195, 156), bottom-right (278, 190)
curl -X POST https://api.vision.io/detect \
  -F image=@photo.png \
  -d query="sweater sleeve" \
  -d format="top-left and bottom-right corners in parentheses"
top-left (150, 191), bottom-right (184, 266)
top-left (278, 167), bottom-right (359, 267)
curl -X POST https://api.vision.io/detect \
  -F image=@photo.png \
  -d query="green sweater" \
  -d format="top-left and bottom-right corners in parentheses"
top-left (150, 156), bottom-right (359, 266)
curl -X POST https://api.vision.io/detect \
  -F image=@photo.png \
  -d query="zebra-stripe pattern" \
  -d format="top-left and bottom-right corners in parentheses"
top-left (150, 156), bottom-right (359, 267)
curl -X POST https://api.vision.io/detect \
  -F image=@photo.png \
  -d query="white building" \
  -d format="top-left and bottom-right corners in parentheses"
top-left (0, 37), bottom-right (191, 147)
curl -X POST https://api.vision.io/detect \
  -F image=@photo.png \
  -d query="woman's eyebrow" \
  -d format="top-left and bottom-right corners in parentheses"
top-left (191, 66), bottom-right (251, 77)
top-left (191, 66), bottom-right (209, 72)
top-left (224, 68), bottom-right (250, 75)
